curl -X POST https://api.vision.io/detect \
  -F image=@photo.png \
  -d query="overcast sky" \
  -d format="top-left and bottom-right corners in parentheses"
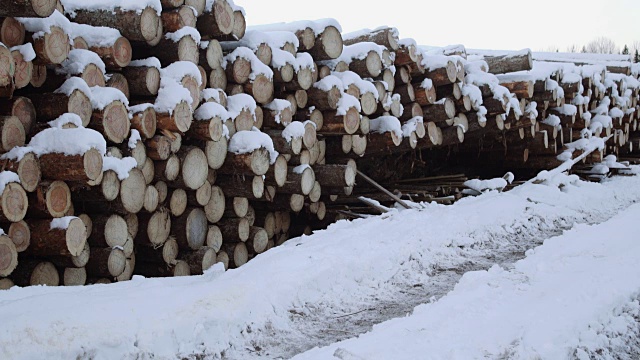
top-left (242, 0), bottom-right (640, 52)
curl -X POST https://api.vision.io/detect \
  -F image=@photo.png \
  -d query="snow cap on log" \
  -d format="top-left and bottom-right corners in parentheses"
top-left (370, 116), bottom-right (402, 139)
top-left (10, 43), bottom-right (36, 62)
top-left (17, 10), bottom-right (72, 40)
top-left (60, 0), bottom-right (162, 17)
top-left (331, 71), bottom-right (379, 100)
top-left (228, 129), bottom-right (278, 164)
top-left (2, 125), bottom-right (107, 161)
top-left (161, 60), bottom-right (202, 85)
top-left (90, 86), bottom-right (128, 110)
top-left (222, 29), bottom-right (300, 53)
top-left (47, 113), bottom-right (83, 128)
top-left (337, 93), bottom-right (361, 115)
top-left (282, 121), bottom-right (305, 142)
top-left (0, 171), bottom-right (20, 194)
top-left (165, 26), bottom-right (201, 44)
top-left (54, 77), bottom-right (91, 97)
top-left (402, 116), bottom-right (423, 137)
top-left (204, 0), bottom-right (245, 15)
top-left (102, 156), bottom-right (137, 180)
top-left (50, 216), bottom-right (78, 230)
top-left (129, 57), bottom-right (161, 69)
top-left (226, 93), bottom-right (256, 120)
top-left (264, 99), bottom-right (291, 124)
top-left (222, 47), bottom-right (273, 81)
top-left (195, 102), bottom-right (230, 121)
top-left (248, 18), bottom-right (342, 36)
top-left (58, 49), bottom-right (106, 76)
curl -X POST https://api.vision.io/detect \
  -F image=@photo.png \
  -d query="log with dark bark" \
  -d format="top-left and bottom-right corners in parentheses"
top-left (28, 25), bottom-right (70, 65)
top-left (279, 165), bottom-right (315, 195)
top-left (218, 216), bottom-right (249, 242)
top-left (218, 148), bottom-right (271, 176)
top-left (172, 207), bottom-right (208, 251)
top-left (343, 27), bottom-right (398, 50)
top-left (161, 5), bottom-right (196, 33)
top-left (320, 107), bottom-right (360, 135)
top-left (86, 247), bottom-right (126, 278)
top-left (0, 0), bottom-right (57, 17)
top-left (179, 246), bottom-right (217, 274)
top-left (483, 50), bottom-right (533, 74)
top-left (196, 0), bottom-right (235, 39)
top-left (24, 217), bottom-right (86, 257)
top-left (0, 17), bottom-right (25, 47)
top-left (11, 259), bottom-right (58, 286)
top-left (27, 90), bottom-right (92, 127)
top-left (90, 100), bottom-right (130, 144)
top-left (70, 6), bottom-right (162, 45)
top-left (308, 26), bottom-right (343, 61)
top-left (26, 180), bottom-right (70, 218)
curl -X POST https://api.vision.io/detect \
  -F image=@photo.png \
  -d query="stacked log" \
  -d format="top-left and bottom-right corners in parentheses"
top-left (1, 0), bottom-right (639, 289)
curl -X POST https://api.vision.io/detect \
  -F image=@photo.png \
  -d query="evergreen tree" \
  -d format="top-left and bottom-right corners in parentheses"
top-left (635, 49), bottom-right (640, 63)
top-left (581, 45), bottom-right (587, 53)
top-left (622, 45), bottom-right (629, 55)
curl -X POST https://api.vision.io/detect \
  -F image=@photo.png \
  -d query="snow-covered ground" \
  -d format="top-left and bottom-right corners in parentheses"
top-left (2, 173), bottom-right (640, 359)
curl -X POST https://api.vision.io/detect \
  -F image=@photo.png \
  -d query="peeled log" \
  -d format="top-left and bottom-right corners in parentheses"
top-left (24, 217), bottom-right (86, 257)
top-left (70, 6), bottom-right (162, 45)
top-left (484, 50), bottom-right (533, 74)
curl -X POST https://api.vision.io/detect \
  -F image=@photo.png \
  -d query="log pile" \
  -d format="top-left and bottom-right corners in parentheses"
top-left (1, 0), bottom-right (639, 288)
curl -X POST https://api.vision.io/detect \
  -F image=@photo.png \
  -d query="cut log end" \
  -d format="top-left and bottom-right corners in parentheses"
top-left (1, 182), bottom-right (27, 222)
top-left (0, 235), bottom-right (18, 277)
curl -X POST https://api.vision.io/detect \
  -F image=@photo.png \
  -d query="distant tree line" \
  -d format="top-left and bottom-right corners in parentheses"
top-left (544, 37), bottom-right (640, 62)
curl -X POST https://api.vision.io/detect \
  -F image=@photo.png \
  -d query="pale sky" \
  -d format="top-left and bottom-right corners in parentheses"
top-left (241, 0), bottom-right (640, 52)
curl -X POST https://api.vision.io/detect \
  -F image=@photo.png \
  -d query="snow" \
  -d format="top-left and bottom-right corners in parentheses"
top-left (264, 99), bottom-right (292, 123)
top-left (369, 116), bottom-right (402, 139)
top-left (0, 171), bottom-right (20, 194)
top-left (47, 113), bottom-right (83, 128)
top-left (9, 43), bottom-right (35, 62)
top-left (331, 71), bottom-right (379, 100)
top-left (155, 73), bottom-right (193, 114)
top-left (226, 93), bottom-right (257, 120)
top-left (57, 49), bottom-right (106, 76)
top-left (552, 104), bottom-right (578, 116)
top-left (54, 77), bottom-right (92, 99)
top-left (336, 93), bottom-right (361, 115)
top-left (61, 0), bottom-right (162, 17)
top-left (420, 54), bottom-right (452, 72)
top-left (247, 18), bottom-right (342, 36)
top-left (342, 26), bottom-right (398, 42)
top-left (194, 102), bottom-right (230, 121)
top-left (128, 57), bottom-right (161, 69)
top-left (313, 75), bottom-right (343, 92)
top-left (222, 47), bottom-right (274, 81)
top-left (17, 11), bottom-right (72, 41)
top-left (128, 103), bottom-right (154, 114)
top-left (2, 172), bottom-right (640, 359)
top-left (49, 216), bottom-right (77, 230)
top-left (67, 22), bottom-right (122, 47)
top-left (402, 116), bottom-right (423, 137)
top-left (160, 61), bottom-right (202, 86)
top-left (228, 129), bottom-right (278, 163)
top-left (464, 174), bottom-right (511, 193)
top-left (293, 164), bottom-right (311, 174)
top-left (282, 121), bottom-right (306, 142)
top-left (294, 201), bottom-right (640, 360)
top-left (90, 86), bottom-right (128, 110)
top-left (201, 88), bottom-right (224, 103)
top-left (1, 127), bottom-right (106, 161)
top-left (420, 78), bottom-right (433, 90)
top-left (204, 0), bottom-right (245, 15)
top-left (164, 26), bottom-right (201, 44)
top-left (334, 42), bottom-right (385, 64)
top-left (221, 29), bottom-right (299, 53)
top-left (543, 114), bottom-right (561, 127)
top-left (128, 130), bottom-right (141, 149)
top-left (102, 156), bottom-right (137, 180)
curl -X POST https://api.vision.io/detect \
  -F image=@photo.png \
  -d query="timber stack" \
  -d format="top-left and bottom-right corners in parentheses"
top-left (1, 0), bottom-right (639, 289)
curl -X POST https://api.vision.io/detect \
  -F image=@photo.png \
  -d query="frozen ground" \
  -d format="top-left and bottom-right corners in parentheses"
top-left (1, 173), bottom-right (640, 359)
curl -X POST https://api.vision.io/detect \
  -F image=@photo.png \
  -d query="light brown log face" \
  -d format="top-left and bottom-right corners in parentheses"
top-left (1, 17), bottom-right (25, 47)
top-left (11, 50), bottom-right (32, 89)
top-left (0, 235), bottom-right (17, 277)
top-left (0, 116), bottom-right (25, 152)
top-left (0, 46), bottom-right (14, 88)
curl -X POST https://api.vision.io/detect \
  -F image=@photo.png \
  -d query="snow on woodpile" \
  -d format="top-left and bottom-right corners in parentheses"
top-left (0, 171), bottom-right (20, 194)
top-left (160, 61), bottom-right (202, 85)
top-left (49, 216), bottom-right (78, 230)
top-left (128, 130), bottom-right (141, 149)
top-left (402, 116), bottom-right (423, 137)
top-left (464, 173), bottom-right (514, 194)
top-left (337, 93), bottom-right (361, 115)
top-left (55, 77), bottom-right (92, 98)
top-left (228, 129), bottom-right (278, 163)
top-left (102, 156), bottom-right (137, 180)
top-left (331, 71), bottom-right (380, 99)
top-left (48, 113), bottom-right (83, 128)
top-left (90, 86), bottom-right (128, 110)
top-left (60, 0), bottom-right (162, 17)
top-left (226, 93), bottom-right (257, 120)
top-left (328, 42), bottom-right (385, 65)
top-left (532, 51), bottom-right (632, 67)
top-left (17, 10), bottom-right (73, 40)
top-left (58, 49), bottom-right (106, 76)
top-left (195, 102), bottom-right (230, 121)
top-left (129, 57), bottom-right (161, 69)
top-left (282, 121), bottom-right (306, 142)
top-left (264, 99), bottom-right (292, 124)
top-left (369, 116), bottom-right (402, 138)
top-left (9, 44), bottom-right (35, 62)
top-left (420, 44), bottom-right (467, 58)
top-left (313, 74), bottom-right (343, 92)
top-left (204, 0), bottom-right (245, 14)
top-left (247, 18), bottom-right (342, 36)
top-left (2, 126), bottom-right (107, 161)
top-left (165, 27), bottom-right (201, 44)
top-left (222, 47), bottom-right (273, 80)
top-left (221, 29), bottom-right (299, 53)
